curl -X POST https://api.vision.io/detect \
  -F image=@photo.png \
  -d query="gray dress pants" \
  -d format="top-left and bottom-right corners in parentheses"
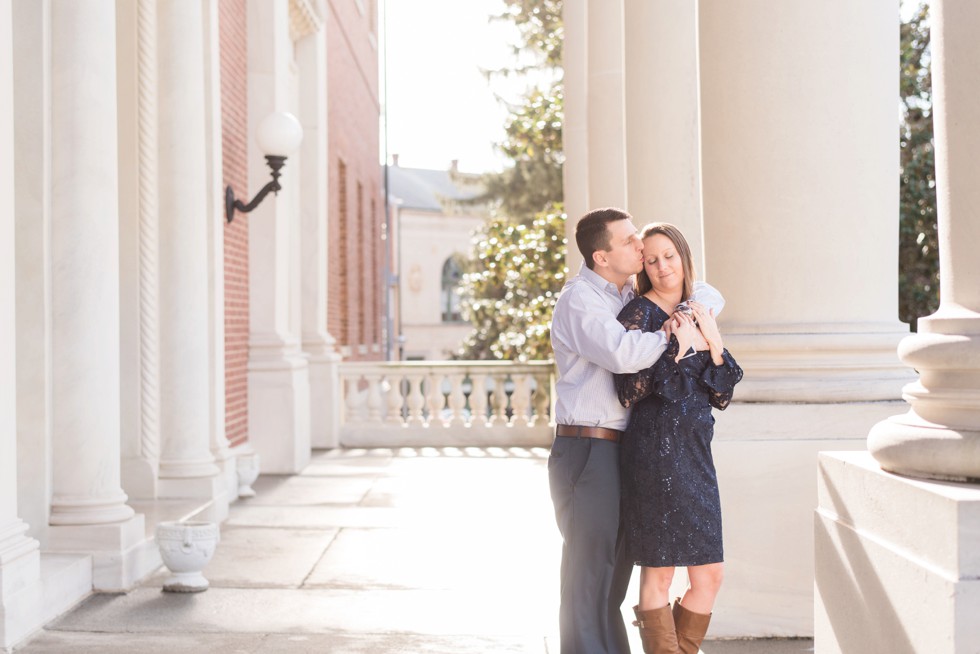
top-left (549, 435), bottom-right (633, 654)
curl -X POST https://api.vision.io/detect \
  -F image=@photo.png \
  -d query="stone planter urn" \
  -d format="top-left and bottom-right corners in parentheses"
top-left (156, 521), bottom-right (220, 592)
top-left (236, 452), bottom-right (260, 498)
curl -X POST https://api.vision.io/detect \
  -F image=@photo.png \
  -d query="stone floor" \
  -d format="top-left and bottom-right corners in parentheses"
top-left (14, 447), bottom-right (814, 653)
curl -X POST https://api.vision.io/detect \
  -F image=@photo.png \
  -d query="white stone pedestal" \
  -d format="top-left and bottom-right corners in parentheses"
top-left (815, 451), bottom-right (980, 653)
top-left (248, 341), bottom-right (311, 474)
top-left (307, 349), bottom-right (341, 449)
top-left (47, 515), bottom-right (160, 592)
top-left (1, 551), bottom-right (93, 649)
top-left (704, 401), bottom-right (903, 638)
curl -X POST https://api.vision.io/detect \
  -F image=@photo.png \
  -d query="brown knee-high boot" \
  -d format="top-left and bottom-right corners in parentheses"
top-left (672, 599), bottom-right (711, 654)
top-left (632, 604), bottom-right (680, 654)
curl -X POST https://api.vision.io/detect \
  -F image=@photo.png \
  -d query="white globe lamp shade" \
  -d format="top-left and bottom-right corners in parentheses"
top-left (256, 111), bottom-right (303, 157)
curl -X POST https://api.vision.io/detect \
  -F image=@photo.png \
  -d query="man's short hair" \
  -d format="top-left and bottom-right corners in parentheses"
top-left (575, 207), bottom-right (633, 270)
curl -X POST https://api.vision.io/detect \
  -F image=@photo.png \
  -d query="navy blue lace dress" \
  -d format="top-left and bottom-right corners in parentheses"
top-left (614, 296), bottom-right (742, 568)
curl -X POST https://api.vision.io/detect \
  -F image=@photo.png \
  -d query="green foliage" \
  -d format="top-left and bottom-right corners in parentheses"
top-left (456, 0), bottom-right (565, 360)
top-left (455, 0), bottom-right (563, 222)
top-left (496, 0), bottom-right (563, 70)
top-left (457, 204), bottom-right (567, 361)
top-left (899, 1), bottom-right (939, 330)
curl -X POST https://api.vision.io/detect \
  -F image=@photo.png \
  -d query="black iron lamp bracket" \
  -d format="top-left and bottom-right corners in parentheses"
top-left (225, 155), bottom-right (287, 223)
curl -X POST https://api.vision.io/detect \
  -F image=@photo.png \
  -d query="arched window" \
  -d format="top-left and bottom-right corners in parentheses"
top-left (441, 256), bottom-right (464, 322)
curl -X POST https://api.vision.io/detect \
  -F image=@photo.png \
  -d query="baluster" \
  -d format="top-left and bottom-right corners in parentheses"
top-left (406, 374), bottom-right (426, 425)
top-left (469, 373), bottom-right (488, 427)
top-left (345, 375), bottom-right (366, 425)
top-left (426, 372), bottom-right (446, 427)
top-left (385, 372), bottom-right (404, 425)
top-left (532, 373), bottom-right (551, 426)
top-left (365, 374), bottom-right (383, 424)
top-left (511, 373), bottom-right (532, 426)
top-left (490, 373), bottom-right (510, 425)
top-left (447, 372), bottom-right (467, 427)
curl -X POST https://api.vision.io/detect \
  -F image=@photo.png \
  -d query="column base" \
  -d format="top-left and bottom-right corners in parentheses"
top-left (158, 457), bottom-right (220, 480)
top-left (868, 410), bottom-right (980, 482)
top-left (868, 311), bottom-right (980, 482)
top-left (724, 325), bottom-right (915, 402)
top-left (248, 343), bottom-right (311, 474)
top-left (49, 492), bottom-right (135, 526)
top-left (47, 514), bottom-right (159, 591)
top-left (815, 451), bottom-right (980, 653)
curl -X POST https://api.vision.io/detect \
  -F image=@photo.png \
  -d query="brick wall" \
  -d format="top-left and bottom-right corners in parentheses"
top-left (220, 0), bottom-right (249, 447)
top-left (336, 159), bottom-right (349, 344)
top-left (327, 0), bottom-right (384, 361)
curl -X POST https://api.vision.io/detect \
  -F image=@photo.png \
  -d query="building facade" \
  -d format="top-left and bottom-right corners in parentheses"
top-left (386, 161), bottom-right (486, 361)
top-left (0, 0), bottom-right (381, 647)
top-left (5, 1), bottom-right (979, 650)
top-left (326, 0), bottom-right (384, 363)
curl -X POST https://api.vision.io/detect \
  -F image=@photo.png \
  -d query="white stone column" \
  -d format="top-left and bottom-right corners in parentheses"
top-left (623, 0), bottom-right (703, 274)
top-left (46, 0), bottom-right (147, 591)
top-left (868, 0), bottom-right (980, 483)
top-left (563, 0), bottom-right (629, 271)
top-left (117, 0), bottom-right (162, 501)
top-left (698, 0), bottom-right (911, 402)
top-left (246, 0), bottom-right (311, 473)
top-left (586, 0), bottom-right (627, 210)
top-left (201, 0), bottom-right (237, 501)
top-left (693, 0), bottom-right (912, 637)
top-left (561, 0), bottom-right (588, 273)
top-left (296, 15), bottom-right (342, 449)
top-left (154, 0), bottom-right (224, 509)
top-left (12, 0), bottom-right (52, 544)
top-left (1, 2), bottom-right (43, 645)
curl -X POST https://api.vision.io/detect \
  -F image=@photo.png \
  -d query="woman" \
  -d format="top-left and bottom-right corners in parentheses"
top-left (614, 223), bottom-right (742, 654)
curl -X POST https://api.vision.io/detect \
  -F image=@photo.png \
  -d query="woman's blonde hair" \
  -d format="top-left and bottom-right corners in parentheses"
top-left (635, 222), bottom-right (696, 301)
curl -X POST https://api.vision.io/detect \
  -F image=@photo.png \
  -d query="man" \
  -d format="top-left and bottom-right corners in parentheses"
top-left (549, 207), bottom-right (723, 653)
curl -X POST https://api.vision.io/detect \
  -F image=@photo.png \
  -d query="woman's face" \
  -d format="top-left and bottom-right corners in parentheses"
top-left (642, 233), bottom-right (685, 295)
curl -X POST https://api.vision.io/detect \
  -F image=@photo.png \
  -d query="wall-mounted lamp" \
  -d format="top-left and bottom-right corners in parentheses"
top-left (225, 111), bottom-right (304, 223)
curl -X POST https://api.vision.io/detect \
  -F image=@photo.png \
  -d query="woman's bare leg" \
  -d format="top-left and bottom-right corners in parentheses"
top-left (679, 562), bottom-right (724, 614)
top-left (639, 565), bottom-right (675, 610)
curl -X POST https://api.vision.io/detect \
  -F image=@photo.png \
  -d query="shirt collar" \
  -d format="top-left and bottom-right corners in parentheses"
top-left (578, 263), bottom-right (635, 302)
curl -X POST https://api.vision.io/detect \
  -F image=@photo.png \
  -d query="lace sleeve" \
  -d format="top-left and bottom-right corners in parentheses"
top-left (614, 300), bottom-right (662, 407)
top-left (617, 299), bottom-right (649, 332)
top-left (699, 349), bottom-right (743, 410)
top-left (615, 335), bottom-right (695, 407)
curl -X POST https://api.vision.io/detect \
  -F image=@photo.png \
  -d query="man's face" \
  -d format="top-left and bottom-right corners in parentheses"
top-left (593, 219), bottom-right (644, 283)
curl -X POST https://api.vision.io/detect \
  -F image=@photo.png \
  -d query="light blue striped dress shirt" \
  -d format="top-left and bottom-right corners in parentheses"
top-left (551, 265), bottom-right (724, 432)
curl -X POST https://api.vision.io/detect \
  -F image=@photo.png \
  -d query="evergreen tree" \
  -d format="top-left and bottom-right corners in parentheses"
top-left (458, 204), bottom-right (566, 361)
top-left (457, 0), bottom-right (566, 360)
top-left (899, 1), bottom-right (939, 330)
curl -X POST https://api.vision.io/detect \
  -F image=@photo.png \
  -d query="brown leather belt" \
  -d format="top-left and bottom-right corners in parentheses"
top-left (556, 424), bottom-right (623, 443)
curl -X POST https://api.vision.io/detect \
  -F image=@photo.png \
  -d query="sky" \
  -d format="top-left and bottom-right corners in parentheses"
top-left (380, 0), bottom-right (525, 174)
top-left (381, 1), bottom-right (922, 174)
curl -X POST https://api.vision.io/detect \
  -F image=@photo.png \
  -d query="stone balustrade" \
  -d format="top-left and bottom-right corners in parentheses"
top-left (338, 360), bottom-right (555, 447)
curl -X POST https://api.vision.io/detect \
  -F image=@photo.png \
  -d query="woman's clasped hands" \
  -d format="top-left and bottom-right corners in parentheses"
top-left (662, 308), bottom-right (700, 362)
